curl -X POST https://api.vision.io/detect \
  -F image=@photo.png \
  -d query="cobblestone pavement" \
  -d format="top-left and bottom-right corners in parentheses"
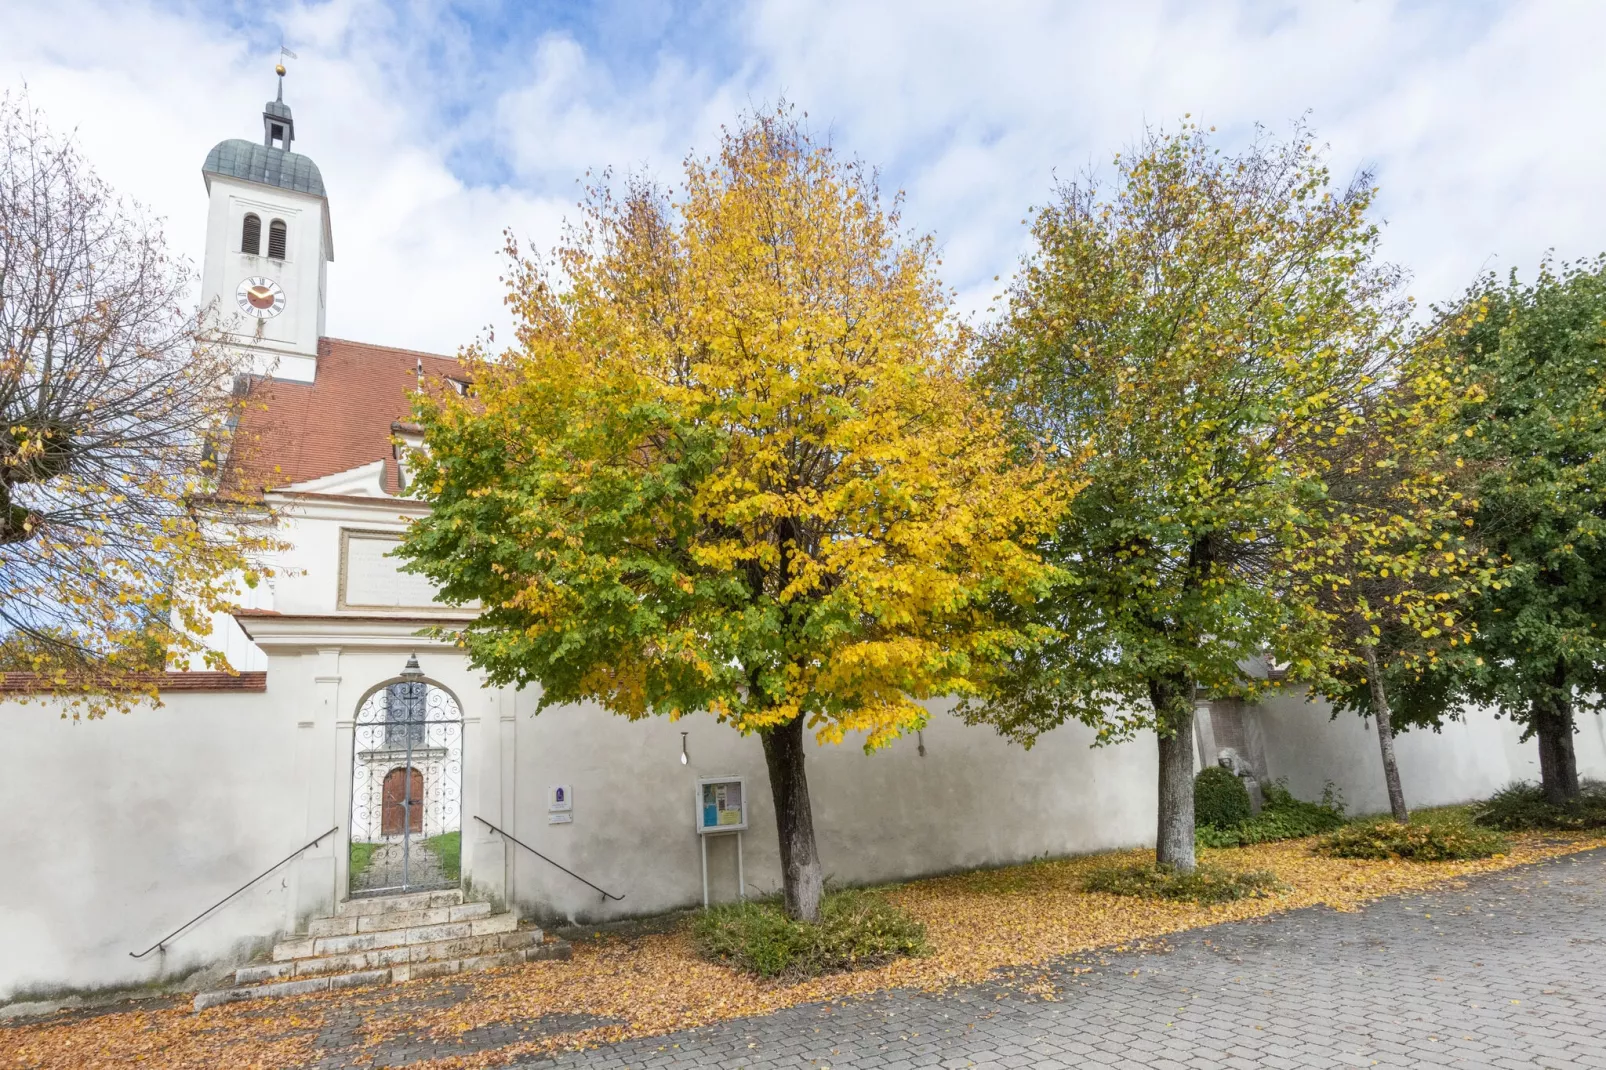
top-left (532, 848), bottom-right (1606, 1070)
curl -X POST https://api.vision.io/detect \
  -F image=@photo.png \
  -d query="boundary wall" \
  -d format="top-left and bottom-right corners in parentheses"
top-left (5, 680), bottom-right (1604, 1002)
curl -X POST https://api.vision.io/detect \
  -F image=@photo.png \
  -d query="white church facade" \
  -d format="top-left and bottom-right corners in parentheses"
top-left (3, 83), bottom-right (1605, 1005)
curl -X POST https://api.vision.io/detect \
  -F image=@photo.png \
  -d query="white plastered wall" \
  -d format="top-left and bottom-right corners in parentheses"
top-left (0, 687), bottom-right (295, 1002)
top-left (0, 640), bottom-right (507, 1002)
top-left (12, 488), bottom-right (1606, 998)
top-left (10, 656), bottom-right (1606, 1000)
top-left (1251, 686), bottom-right (1606, 816)
top-left (499, 697), bottom-right (1158, 924)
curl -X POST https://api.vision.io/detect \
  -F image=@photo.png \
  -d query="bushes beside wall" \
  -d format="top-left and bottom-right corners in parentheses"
top-left (1316, 816), bottom-right (1506, 861)
top-left (1194, 767), bottom-right (1253, 829)
top-left (1196, 780), bottom-right (1346, 848)
top-left (1473, 780), bottom-right (1606, 831)
top-left (692, 889), bottom-right (928, 979)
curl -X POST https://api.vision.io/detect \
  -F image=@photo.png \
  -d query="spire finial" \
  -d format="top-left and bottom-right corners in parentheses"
top-left (275, 46), bottom-right (296, 102)
top-left (263, 48), bottom-right (298, 151)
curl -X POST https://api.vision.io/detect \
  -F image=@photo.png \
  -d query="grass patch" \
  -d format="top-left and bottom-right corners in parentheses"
top-left (692, 889), bottom-right (928, 979)
top-left (1196, 780), bottom-right (1347, 848)
top-left (349, 840), bottom-right (379, 884)
top-left (1316, 815), bottom-right (1507, 861)
top-left (1083, 862), bottom-right (1284, 904)
top-left (422, 830), bottom-right (462, 884)
top-left (1472, 780), bottom-right (1606, 831)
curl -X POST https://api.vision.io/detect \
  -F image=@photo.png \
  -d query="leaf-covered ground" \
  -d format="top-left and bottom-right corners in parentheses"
top-left (7, 827), bottom-right (1603, 1070)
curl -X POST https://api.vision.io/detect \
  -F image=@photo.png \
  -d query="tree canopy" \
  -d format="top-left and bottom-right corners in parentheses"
top-left (966, 122), bottom-right (1414, 869)
top-left (397, 109), bottom-right (1062, 919)
top-left (1289, 328), bottom-right (1492, 820)
top-left (1450, 257), bottom-right (1606, 803)
top-left (0, 94), bottom-right (275, 713)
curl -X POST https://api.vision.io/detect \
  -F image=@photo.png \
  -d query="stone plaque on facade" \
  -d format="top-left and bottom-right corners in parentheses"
top-left (339, 530), bottom-right (444, 610)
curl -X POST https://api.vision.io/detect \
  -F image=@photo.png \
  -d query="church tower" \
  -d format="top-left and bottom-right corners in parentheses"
top-left (199, 66), bottom-right (333, 383)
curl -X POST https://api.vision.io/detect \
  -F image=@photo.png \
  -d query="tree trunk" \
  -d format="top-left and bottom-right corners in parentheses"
top-left (1534, 663), bottom-right (1580, 806)
top-left (1150, 674), bottom-right (1196, 873)
top-left (1361, 646), bottom-right (1409, 823)
top-left (760, 715), bottom-right (824, 922)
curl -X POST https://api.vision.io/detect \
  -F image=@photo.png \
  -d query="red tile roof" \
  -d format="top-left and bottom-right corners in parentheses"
top-left (229, 337), bottom-right (464, 495)
top-left (0, 671), bottom-right (267, 694)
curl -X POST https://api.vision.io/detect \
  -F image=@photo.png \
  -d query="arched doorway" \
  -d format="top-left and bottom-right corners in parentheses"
top-left (381, 767), bottom-right (424, 836)
top-left (349, 656), bottom-right (463, 896)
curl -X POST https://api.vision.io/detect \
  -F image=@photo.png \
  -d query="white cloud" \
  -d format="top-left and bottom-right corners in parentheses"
top-left (3, 0), bottom-right (1603, 356)
top-left (1, 0), bottom-right (556, 355)
top-left (497, 35), bottom-right (689, 183)
top-left (743, 0), bottom-right (1606, 313)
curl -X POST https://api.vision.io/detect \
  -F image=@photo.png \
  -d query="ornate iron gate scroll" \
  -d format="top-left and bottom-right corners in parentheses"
top-left (349, 659), bottom-right (463, 896)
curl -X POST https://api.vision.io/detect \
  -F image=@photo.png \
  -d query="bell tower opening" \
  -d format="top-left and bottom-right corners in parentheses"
top-left (263, 65), bottom-right (296, 151)
top-left (198, 61), bottom-right (333, 384)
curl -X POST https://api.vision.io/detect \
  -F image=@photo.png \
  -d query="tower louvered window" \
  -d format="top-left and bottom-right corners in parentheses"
top-left (267, 219), bottom-right (287, 260)
top-left (241, 213), bottom-right (261, 255)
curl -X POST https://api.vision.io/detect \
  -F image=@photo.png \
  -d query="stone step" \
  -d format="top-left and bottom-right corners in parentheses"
top-left (391, 939), bottom-right (572, 982)
top-left (308, 900), bottom-right (491, 938)
top-left (195, 940), bottom-right (572, 1012)
top-left (335, 889), bottom-right (463, 918)
top-left (238, 928), bottom-right (541, 984)
top-left (273, 912), bottom-right (518, 962)
top-left (194, 969), bottom-right (391, 1011)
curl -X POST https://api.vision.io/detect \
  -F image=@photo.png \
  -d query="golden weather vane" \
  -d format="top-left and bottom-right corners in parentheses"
top-left (275, 45), bottom-right (297, 78)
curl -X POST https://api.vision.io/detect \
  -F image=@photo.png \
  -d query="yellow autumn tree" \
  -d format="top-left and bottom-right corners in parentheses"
top-left (397, 109), bottom-right (1065, 920)
top-left (1290, 328), bottom-right (1493, 823)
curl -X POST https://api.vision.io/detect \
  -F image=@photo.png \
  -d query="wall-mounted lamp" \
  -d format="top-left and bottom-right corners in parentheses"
top-left (680, 731), bottom-right (689, 765)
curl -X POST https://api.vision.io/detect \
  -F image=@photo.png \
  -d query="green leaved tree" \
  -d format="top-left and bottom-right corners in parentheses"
top-left (1449, 258), bottom-right (1606, 805)
top-left (966, 122), bottom-right (1412, 871)
top-left (395, 111), bottom-right (1062, 921)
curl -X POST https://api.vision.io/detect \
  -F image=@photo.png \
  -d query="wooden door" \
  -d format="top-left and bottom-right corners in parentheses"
top-left (381, 766), bottom-right (424, 836)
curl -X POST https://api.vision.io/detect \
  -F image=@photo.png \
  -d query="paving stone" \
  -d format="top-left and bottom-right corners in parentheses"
top-left (516, 849), bottom-right (1606, 1070)
top-left (71, 850), bottom-right (1602, 1067)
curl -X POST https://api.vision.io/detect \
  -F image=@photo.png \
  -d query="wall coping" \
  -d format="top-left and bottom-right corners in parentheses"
top-left (0, 671), bottom-right (268, 694)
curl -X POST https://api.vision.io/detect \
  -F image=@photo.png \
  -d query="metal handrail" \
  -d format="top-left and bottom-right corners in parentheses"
top-left (473, 815), bottom-right (625, 902)
top-left (129, 826), bottom-right (339, 958)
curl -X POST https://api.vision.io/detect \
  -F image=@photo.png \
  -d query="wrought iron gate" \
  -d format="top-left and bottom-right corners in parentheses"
top-left (349, 656), bottom-right (463, 896)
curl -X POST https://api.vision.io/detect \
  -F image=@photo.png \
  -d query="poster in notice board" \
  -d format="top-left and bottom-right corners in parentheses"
top-left (695, 776), bottom-right (747, 833)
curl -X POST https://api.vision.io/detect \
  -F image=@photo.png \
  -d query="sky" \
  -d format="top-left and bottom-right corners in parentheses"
top-left (3, 0), bottom-right (1603, 356)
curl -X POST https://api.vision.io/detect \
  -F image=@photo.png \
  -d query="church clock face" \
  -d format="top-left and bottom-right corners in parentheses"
top-left (236, 276), bottom-right (286, 319)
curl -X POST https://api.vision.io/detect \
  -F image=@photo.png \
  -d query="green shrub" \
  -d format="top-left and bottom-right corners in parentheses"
top-left (695, 900), bottom-right (806, 978)
top-left (692, 889), bottom-right (928, 979)
top-left (1084, 862), bottom-right (1284, 904)
top-left (1472, 780), bottom-right (1606, 831)
top-left (1194, 824), bottom-right (1243, 849)
top-left (1315, 819), bottom-right (1507, 861)
top-left (1195, 780), bottom-right (1346, 847)
top-left (1195, 766), bottom-right (1253, 829)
